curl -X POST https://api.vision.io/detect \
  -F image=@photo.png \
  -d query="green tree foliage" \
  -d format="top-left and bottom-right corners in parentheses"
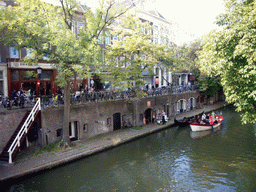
top-left (199, 0), bottom-right (256, 123)
top-left (0, 0), bottom-right (134, 147)
top-left (105, 14), bottom-right (166, 90)
top-left (182, 40), bottom-right (222, 99)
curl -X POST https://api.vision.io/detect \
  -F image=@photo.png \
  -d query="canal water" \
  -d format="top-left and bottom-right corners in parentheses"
top-left (4, 105), bottom-right (256, 191)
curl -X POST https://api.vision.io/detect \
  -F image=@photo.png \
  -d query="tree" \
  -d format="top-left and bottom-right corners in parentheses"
top-left (182, 40), bottom-right (222, 102)
top-left (0, 0), bottom-right (135, 147)
top-left (105, 14), bottom-right (166, 91)
top-left (199, 0), bottom-right (256, 123)
top-left (158, 41), bottom-right (202, 93)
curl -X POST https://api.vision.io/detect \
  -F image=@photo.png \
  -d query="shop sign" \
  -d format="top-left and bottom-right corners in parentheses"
top-left (8, 62), bottom-right (53, 69)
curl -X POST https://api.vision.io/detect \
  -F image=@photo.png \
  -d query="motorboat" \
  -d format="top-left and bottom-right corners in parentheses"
top-left (190, 125), bottom-right (221, 139)
top-left (190, 114), bottom-right (224, 132)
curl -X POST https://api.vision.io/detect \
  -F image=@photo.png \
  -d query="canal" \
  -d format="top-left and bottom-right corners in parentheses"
top-left (4, 105), bottom-right (256, 191)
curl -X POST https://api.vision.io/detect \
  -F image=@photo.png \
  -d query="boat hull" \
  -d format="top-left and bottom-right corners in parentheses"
top-left (190, 122), bottom-right (221, 132)
top-left (190, 114), bottom-right (224, 132)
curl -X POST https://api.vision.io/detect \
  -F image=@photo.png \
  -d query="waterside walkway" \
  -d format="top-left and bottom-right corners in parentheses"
top-left (0, 101), bottom-right (227, 181)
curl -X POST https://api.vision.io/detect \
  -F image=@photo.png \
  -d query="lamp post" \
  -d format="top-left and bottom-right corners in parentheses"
top-left (36, 67), bottom-right (42, 96)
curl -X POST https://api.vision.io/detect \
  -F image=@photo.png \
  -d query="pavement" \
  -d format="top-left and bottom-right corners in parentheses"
top-left (0, 101), bottom-right (227, 181)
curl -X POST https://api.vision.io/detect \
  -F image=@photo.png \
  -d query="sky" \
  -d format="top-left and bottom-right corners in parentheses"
top-left (82, 0), bottom-right (226, 45)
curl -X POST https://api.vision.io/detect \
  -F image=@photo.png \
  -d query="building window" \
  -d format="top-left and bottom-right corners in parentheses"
top-left (105, 33), bottom-right (111, 45)
top-left (10, 47), bottom-right (19, 59)
top-left (147, 27), bottom-right (151, 35)
top-left (166, 72), bottom-right (169, 84)
top-left (77, 22), bottom-right (84, 34)
top-left (71, 21), bottom-right (75, 34)
top-left (154, 36), bottom-right (158, 44)
top-left (41, 71), bottom-right (52, 80)
top-left (155, 68), bottom-right (159, 76)
top-left (21, 70), bottom-right (36, 81)
top-left (0, 71), bottom-right (3, 95)
top-left (112, 35), bottom-right (117, 44)
top-left (161, 69), bottom-right (164, 85)
top-left (11, 70), bottom-right (19, 81)
top-left (26, 49), bottom-right (33, 58)
top-left (42, 54), bottom-right (49, 60)
top-left (98, 35), bottom-right (103, 44)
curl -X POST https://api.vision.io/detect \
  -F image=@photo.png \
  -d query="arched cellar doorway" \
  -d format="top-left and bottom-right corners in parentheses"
top-left (113, 113), bottom-right (121, 131)
top-left (145, 108), bottom-right (153, 124)
top-left (189, 97), bottom-right (195, 110)
top-left (177, 99), bottom-right (187, 113)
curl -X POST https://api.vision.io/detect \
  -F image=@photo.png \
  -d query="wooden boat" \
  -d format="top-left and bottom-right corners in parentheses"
top-left (190, 115), bottom-right (224, 132)
top-left (174, 118), bottom-right (190, 127)
top-left (190, 126), bottom-right (221, 139)
top-left (174, 111), bottom-right (204, 127)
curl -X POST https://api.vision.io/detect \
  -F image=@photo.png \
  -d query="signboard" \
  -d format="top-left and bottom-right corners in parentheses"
top-left (147, 101), bottom-right (151, 107)
top-left (8, 62), bottom-right (54, 69)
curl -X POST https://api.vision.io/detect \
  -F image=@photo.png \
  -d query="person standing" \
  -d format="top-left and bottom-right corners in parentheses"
top-left (162, 110), bottom-right (166, 125)
top-left (11, 90), bottom-right (18, 106)
top-left (19, 93), bottom-right (25, 108)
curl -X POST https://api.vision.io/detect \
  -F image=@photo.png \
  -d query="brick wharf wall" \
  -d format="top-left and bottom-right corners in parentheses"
top-left (0, 92), bottom-right (200, 152)
top-left (41, 99), bottom-right (133, 145)
top-left (41, 91), bottom-right (200, 146)
top-left (0, 109), bottom-right (27, 154)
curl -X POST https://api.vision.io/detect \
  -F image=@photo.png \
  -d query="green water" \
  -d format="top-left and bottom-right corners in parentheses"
top-left (4, 105), bottom-right (256, 191)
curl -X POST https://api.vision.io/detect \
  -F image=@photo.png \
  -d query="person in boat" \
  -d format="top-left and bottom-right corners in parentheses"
top-left (191, 115), bottom-right (198, 122)
top-left (202, 113), bottom-right (206, 120)
top-left (211, 111), bottom-right (216, 119)
top-left (205, 115), bottom-right (210, 124)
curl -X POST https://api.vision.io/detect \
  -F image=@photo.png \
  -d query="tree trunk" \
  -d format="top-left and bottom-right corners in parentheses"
top-left (59, 82), bottom-right (72, 148)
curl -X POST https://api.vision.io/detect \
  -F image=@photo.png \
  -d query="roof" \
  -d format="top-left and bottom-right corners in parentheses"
top-left (145, 9), bottom-right (166, 20)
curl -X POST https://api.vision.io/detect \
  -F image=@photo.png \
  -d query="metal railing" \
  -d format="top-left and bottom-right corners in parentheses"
top-left (40, 85), bottom-right (198, 108)
top-left (0, 85), bottom-right (198, 110)
top-left (7, 98), bottom-right (41, 164)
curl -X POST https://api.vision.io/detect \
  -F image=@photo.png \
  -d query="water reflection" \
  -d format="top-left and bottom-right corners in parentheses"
top-left (4, 105), bottom-right (256, 192)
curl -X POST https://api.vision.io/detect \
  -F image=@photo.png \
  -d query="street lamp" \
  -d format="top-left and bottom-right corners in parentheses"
top-left (36, 66), bottom-right (42, 76)
top-left (36, 67), bottom-right (42, 95)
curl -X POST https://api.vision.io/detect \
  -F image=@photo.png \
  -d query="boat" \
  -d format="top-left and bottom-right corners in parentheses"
top-left (174, 118), bottom-right (190, 127)
top-left (190, 114), bottom-right (224, 132)
top-left (190, 125), bottom-right (221, 139)
top-left (174, 111), bottom-right (204, 127)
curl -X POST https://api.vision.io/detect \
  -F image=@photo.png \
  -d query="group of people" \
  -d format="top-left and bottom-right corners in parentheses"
top-left (10, 88), bottom-right (25, 108)
top-left (155, 110), bottom-right (167, 125)
top-left (193, 111), bottom-right (219, 125)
